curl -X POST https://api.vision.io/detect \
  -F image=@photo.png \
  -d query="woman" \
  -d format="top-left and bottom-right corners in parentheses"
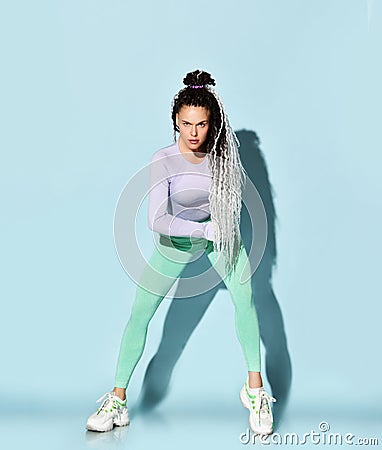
top-left (86, 69), bottom-right (276, 436)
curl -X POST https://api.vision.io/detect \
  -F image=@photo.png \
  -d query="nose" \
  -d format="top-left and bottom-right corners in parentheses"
top-left (190, 125), bottom-right (197, 137)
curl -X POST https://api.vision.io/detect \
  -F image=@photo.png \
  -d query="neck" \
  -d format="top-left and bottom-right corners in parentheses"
top-left (178, 139), bottom-right (207, 157)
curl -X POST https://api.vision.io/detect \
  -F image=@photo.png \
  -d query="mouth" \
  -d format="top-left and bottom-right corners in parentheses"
top-left (189, 140), bottom-right (199, 144)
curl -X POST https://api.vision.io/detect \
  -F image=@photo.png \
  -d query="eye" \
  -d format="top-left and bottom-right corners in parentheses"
top-left (198, 123), bottom-right (206, 127)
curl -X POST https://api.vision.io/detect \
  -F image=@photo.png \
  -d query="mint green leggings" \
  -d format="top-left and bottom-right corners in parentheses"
top-left (114, 217), bottom-right (261, 389)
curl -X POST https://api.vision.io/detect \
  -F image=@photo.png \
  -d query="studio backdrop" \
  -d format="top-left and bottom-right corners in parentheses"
top-left (1, 1), bottom-right (380, 449)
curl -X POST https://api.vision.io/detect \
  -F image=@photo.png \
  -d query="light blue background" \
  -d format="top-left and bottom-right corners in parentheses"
top-left (1, 1), bottom-right (381, 448)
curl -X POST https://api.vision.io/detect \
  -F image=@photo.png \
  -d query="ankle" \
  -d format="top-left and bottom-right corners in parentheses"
top-left (113, 387), bottom-right (126, 401)
top-left (247, 372), bottom-right (263, 389)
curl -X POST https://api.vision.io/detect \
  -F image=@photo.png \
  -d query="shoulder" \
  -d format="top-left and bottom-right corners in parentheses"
top-left (150, 142), bottom-right (177, 163)
top-left (149, 143), bottom-right (179, 180)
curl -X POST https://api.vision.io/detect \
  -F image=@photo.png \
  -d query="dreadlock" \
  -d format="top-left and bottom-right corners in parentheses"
top-left (170, 69), bottom-right (248, 276)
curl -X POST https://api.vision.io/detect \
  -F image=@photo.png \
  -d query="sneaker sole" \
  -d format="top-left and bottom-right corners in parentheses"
top-left (86, 417), bottom-right (130, 432)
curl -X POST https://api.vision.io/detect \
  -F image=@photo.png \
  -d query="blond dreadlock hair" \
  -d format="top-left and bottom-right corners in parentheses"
top-left (171, 69), bottom-right (248, 276)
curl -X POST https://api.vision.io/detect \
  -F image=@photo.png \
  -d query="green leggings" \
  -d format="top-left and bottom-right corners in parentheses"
top-left (114, 217), bottom-right (261, 389)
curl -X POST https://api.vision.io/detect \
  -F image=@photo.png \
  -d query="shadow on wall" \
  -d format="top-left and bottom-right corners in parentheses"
top-left (136, 129), bottom-right (292, 430)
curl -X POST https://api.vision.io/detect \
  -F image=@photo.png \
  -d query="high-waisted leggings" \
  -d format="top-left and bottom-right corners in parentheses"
top-left (114, 217), bottom-right (261, 389)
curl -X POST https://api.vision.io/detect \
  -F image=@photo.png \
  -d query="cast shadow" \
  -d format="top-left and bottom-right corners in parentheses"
top-left (135, 130), bottom-right (292, 430)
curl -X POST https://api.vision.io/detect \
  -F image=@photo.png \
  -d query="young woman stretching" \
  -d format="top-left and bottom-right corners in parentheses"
top-left (86, 69), bottom-right (276, 436)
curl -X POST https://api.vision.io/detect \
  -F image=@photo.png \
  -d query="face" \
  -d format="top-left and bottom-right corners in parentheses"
top-left (176, 105), bottom-right (211, 153)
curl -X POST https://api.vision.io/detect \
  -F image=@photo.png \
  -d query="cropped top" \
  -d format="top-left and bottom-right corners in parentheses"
top-left (148, 141), bottom-right (215, 241)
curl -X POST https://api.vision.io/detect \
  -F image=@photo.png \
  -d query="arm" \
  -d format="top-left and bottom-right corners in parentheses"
top-left (148, 153), bottom-right (214, 239)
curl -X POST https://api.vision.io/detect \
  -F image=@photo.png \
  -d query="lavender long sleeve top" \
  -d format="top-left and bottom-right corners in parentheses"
top-left (148, 141), bottom-right (215, 241)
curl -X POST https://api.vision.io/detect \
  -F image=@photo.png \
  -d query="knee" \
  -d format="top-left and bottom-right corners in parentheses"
top-left (233, 289), bottom-right (255, 312)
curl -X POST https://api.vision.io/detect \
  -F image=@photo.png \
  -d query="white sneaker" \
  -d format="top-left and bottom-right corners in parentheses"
top-left (86, 391), bottom-right (130, 432)
top-left (239, 378), bottom-right (276, 435)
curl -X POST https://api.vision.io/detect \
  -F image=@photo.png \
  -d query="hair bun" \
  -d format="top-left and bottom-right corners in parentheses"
top-left (183, 69), bottom-right (216, 87)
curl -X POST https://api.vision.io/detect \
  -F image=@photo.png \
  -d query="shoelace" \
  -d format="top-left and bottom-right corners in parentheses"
top-left (95, 392), bottom-right (117, 414)
top-left (259, 390), bottom-right (277, 416)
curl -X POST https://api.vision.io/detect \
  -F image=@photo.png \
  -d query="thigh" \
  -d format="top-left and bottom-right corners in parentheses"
top-left (137, 235), bottom-right (203, 297)
top-left (205, 240), bottom-right (253, 301)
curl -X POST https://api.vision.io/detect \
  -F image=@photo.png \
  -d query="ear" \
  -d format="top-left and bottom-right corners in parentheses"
top-left (176, 113), bottom-right (179, 127)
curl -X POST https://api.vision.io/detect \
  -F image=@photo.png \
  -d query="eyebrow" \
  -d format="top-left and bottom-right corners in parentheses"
top-left (181, 120), bottom-right (209, 124)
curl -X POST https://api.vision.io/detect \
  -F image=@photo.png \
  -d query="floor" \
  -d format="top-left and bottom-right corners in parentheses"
top-left (1, 398), bottom-right (380, 450)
